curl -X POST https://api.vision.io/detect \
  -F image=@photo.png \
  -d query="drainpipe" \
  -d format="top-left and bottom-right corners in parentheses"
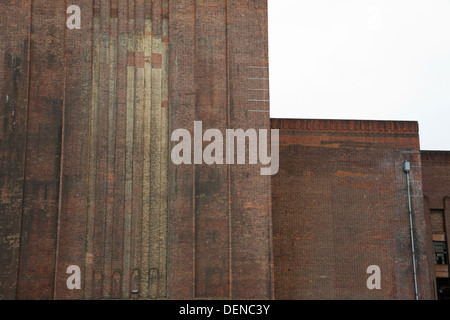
top-left (403, 160), bottom-right (419, 300)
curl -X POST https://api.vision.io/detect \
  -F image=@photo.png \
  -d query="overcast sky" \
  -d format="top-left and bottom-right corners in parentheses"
top-left (268, 0), bottom-right (450, 150)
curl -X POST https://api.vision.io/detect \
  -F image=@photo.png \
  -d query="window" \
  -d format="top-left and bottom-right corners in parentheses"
top-left (434, 241), bottom-right (448, 265)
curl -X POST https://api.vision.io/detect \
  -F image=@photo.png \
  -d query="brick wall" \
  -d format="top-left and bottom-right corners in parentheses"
top-left (422, 151), bottom-right (450, 210)
top-left (0, 0), bottom-right (171, 300)
top-left (0, 0), bottom-right (32, 300)
top-left (0, 0), bottom-right (273, 300)
top-left (168, 0), bottom-right (273, 299)
top-left (422, 151), bottom-right (450, 283)
top-left (272, 119), bottom-right (435, 299)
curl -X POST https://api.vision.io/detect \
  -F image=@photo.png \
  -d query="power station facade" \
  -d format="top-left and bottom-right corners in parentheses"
top-left (0, 1), bottom-right (448, 300)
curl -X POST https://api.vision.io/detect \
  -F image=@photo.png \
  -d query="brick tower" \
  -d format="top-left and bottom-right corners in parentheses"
top-left (0, 0), bottom-right (273, 299)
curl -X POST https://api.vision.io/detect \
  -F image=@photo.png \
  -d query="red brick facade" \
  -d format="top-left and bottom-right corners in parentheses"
top-left (271, 119), bottom-right (436, 299)
top-left (422, 151), bottom-right (450, 298)
top-left (1, 1), bottom-right (448, 301)
top-left (168, 0), bottom-right (272, 299)
top-left (0, 0), bottom-right (273, 300)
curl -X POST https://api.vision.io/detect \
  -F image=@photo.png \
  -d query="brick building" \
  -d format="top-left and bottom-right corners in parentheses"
top-left (0, 0), bottom-right (272, 300)
top-left (421, 151), bottom-right (450, 299)
top-left (0, 1), bottom-right (449, 300)
top-left (271, 118), bottom-right (442, 300)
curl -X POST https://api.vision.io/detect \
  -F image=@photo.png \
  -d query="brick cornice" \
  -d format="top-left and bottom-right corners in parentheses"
top-left (271, 118), bottom-right (419, 134)
top-left (421, 151), bottom-right (450, 162)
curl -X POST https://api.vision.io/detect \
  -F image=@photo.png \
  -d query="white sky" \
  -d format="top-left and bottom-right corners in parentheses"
top-left (268, 0), bottom-right (450, 150)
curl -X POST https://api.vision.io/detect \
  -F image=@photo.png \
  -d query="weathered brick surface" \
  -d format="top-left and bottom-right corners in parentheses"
top-left (4, 0), bottom-right (445, 301)
top-left (1, 0), bottom-right (171, 300)
top-left (53, 0), bottom-right (93, 300)
top-left (422, 152), bottom-right (450, 210)
top-left (0, 1), bottom-right (31, 300)
top-left (271, 119), bottom-right (435, 299)
top-left (168, 0), bottom-right (273, 299)
top-left (1, 0), bottom-right (273, 300)
top-left (228, 1), bottom-right (272, 299)
top-left (422, 151), bottom-right (450, 284)
top-left (16, 0), bottom-right (66, 300)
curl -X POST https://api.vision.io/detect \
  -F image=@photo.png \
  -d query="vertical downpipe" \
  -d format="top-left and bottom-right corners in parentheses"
top-left (404, 160), bottom-right (419, 300)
